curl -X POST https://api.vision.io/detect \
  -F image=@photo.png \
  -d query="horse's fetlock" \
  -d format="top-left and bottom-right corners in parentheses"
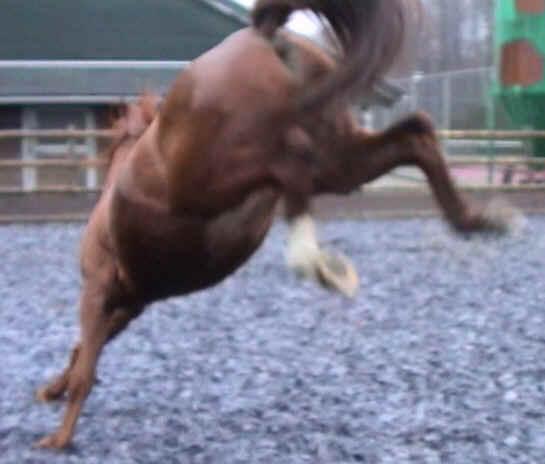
top-left (67, 370), bottom-right (93, 399)
top-left (66, 381), bottom-right (84, 400)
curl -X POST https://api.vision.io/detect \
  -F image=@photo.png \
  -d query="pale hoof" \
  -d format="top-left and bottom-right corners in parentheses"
top-left (284, 214), bottom-right (359, 297)
top-left (314, 249), bottom-right (359, 298)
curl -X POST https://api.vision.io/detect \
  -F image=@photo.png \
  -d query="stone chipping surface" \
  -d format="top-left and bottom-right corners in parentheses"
top-left (0, 218), bottom-right (544, 463)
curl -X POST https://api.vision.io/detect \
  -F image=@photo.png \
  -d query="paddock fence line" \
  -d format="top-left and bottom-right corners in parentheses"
top-left (1, 127), bottom-right (545, 223)
top-left (1, 128), bottom-right (545, 194)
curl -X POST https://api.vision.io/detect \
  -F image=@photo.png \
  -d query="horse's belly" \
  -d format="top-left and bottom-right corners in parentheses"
top-left (111, 187), bottom-right (279, 302)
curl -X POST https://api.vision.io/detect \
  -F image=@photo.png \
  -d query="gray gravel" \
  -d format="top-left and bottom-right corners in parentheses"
top-left (1, 217), bottom-right (545, 463)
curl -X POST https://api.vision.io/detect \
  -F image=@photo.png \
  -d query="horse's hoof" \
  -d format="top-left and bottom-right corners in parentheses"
top-left (35, 387), bottom-right (51, 403)
top-left (315, 250), bottom-right (359, 298)
top-left (480, 198), bottom-right (526, 235)
top-left (35, 387), bottom-right (62, 403)
top-left (33, 433), bottom-right (70, 450)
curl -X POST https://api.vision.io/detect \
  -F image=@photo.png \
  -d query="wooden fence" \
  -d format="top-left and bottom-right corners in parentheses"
top-left (0, 128), bottom-right (545, 222)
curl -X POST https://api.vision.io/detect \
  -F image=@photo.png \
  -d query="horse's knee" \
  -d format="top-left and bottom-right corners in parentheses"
top-left (406, 112), bottom-right (435, 135)
top-left (407, 128), bottom-right (445, 172)
top-left (385, 112), bottom-right (441, 168)
top-left (390, 112), bottom-right (435, 139)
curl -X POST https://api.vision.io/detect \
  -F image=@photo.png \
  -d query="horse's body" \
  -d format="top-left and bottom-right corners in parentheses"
top-left (86, 29), bottom-right (305, 307)
top-left (35, 0), bottom-right (517, 449)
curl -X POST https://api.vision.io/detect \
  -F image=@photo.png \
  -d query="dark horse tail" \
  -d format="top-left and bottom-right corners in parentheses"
top-left (251, 0), bottom-right (411, 112)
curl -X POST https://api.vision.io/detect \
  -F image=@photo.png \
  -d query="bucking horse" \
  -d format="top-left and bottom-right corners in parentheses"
top-left (35, 0), bottom-right (518, 449)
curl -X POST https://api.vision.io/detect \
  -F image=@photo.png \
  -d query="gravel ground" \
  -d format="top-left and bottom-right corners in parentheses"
top-left (1, 217), bottom-right (544, 463)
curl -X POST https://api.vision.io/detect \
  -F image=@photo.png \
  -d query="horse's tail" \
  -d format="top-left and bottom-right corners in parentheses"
top-left (103, 92), bottom-right (160, 172)
top-left (251, 0), bottom-right (412, 112)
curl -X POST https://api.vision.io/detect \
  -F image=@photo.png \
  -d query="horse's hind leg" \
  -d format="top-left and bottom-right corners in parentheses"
top-left (399, 115), bottom-right (523, 233)
top-left (36, 285), bottom-right (139, 449)
top-left (283, 198), bottom-right (359, 297)
top-left (349, 113), bottom-right (522, 233)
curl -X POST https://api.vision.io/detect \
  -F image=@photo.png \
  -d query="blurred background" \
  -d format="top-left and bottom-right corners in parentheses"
top-left (0, 0), bottom-right (543, 220)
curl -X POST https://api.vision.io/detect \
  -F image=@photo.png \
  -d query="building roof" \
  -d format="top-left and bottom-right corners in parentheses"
top-left (0, 0), bottom-right (248, 103)
top-left (0, 0), bottom-right (246, 60)
top-left (0, 0), bottom-right (403, 107)
top-left (0, 61), bottom-right (187, 104)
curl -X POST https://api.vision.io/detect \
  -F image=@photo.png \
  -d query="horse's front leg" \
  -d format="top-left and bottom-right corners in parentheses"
top-left (282, 195), bottom-right (359, 297)
top-left (342, 113), bottom-right (524, 234)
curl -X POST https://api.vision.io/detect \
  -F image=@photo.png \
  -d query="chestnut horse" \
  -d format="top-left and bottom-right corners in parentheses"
top-left (107, 94), bottom-right (359, 295)
top-left (35, 0), bottom-right (516, 449)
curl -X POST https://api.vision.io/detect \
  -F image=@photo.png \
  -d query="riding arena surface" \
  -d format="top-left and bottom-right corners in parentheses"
top-left (1, 216), bottom-right (544, 463)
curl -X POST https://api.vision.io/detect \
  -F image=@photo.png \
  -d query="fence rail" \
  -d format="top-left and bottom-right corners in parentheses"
top-left (0, 159), bottom-right (106, 168)
top-left (1, 128), bottom-right (545, 196)
top-left (1, 127), bottom-right (545, 223)
top-left (1, 155), bottom-right (545, 171)
top-left (0, 186), bottom-right (100, 194)
top-left (438, 130), bottom-right (545, 140)
top-left (2, 184), bottom-right (545, 196)
top-left (3, 128), bottom-right (545, 140)
top-left (0, 129), bottom-right (115, 139)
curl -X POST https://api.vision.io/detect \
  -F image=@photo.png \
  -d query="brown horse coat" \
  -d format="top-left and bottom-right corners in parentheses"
top-left (35, 0), bottom-right (517, 449)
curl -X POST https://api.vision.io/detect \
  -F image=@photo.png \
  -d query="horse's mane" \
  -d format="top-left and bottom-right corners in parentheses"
top-left (103, 93), bottom-right (160, 171)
